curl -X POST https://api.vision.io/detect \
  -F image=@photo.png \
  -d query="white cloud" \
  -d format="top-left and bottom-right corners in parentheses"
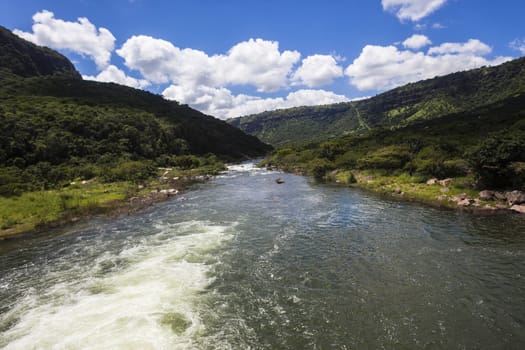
top-left (382, 0), bottom-right (447, 21)
top-left (428, 39), bottom-right (491, 55)
top-left (117, 36), bottom-right (300, 92)
top-left (163, 85), bottom-right (348, 119)
top-left (510, 38), bottom-right (525, 55)
top-left (83, 65), bottom-right (150, 89)
top-left (116, 35), bottom-right (211, 85)
top-left (13, 10), bottom-right (115, 69)
top-left (284, 89), bottom-right (349, 107)
top-left (402, 34), bottom-right (432, 49)
top-left (345, 40), bottom-right (511, 91)
top-left (215, 38), bottom-right (301, 92)
top-left (291, 54), bottom-right (344, 87)
top-left (228, 89), bottom-right (349, 118)
top-left (162, 85), bottom-right (240, 115)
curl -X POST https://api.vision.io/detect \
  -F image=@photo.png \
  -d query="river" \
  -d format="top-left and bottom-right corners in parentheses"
top-left (1, 163), bottom-right (525, 349)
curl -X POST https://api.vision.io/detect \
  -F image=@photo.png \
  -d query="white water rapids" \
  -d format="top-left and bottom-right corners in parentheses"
top-left (1, 220), bottom-right (236, 349)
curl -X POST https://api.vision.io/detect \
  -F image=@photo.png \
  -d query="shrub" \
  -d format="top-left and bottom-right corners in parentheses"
top-left (336, 171), bottom-right (357, 184)
top-left (171, 155), bottom-right (201, 170)
top-left (155, 154), bottom-right (173, 167)
top-left (273, 148), bottom-right (296, 161)
top-left (405, 145), bottom-right (468, 178)
top-left (308, 158), bottom-right (335, 179)
top-left (319, 141), bottom-right (345, 161)
top-left (357, 145), bottom-right (410, 170)
top-left (467, 130), bottom-right (525, 189)
top-left (442, 159), bottom-right (469, 177)
top-left (335, 150), bottom-right (361, 168)
top-left (0, 167), bottom-right (32, 195)
top-left (102, 160), bottom-right (156, 183)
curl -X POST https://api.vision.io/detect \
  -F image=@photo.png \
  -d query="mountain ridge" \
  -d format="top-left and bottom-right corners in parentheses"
top-left (228, 56), bottom-right (525, 147)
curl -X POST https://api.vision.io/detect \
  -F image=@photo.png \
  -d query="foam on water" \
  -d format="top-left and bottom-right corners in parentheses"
top-left (226, 162), bottom-right (258, 173)
top-left (223, 162), bottom-right (278, 178)
top-left (0, 220), bottom-right (236, 349)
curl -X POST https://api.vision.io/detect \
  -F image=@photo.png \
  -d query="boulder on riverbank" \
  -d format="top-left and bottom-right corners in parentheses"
top-left (511, 205), bottom-right (525, 214)
top-left (457, 198), bottom-right (474, 207)
top-left (426, 177), bottom-right (453, 187)
top-left (506, 191), bottom-right (525, 205)
top-left (439, 178), bottom-right (453, 187)
top-left (426, 178), bottom-right (438, 185)
top-left (479, 190), bottom-right (495, 201)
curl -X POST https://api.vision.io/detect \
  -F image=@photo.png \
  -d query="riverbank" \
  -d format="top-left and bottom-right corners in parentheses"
top-left (0, 166), bottom-right (221, 240)
top-left (340, 170), bottom-right (525, 214)
top-left (267, 164), bottom-right (525, 215)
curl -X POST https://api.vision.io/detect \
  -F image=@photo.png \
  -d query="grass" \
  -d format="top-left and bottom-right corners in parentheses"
top-left (347, 170), bottom-right (487, 208)
top-left (0, 164), bottom-right (225, 239)
top-left (0, 181), bottom-right (131, 238)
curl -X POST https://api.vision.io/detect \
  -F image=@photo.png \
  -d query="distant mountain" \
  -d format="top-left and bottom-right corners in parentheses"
top-left (228, 57), bottom-right (525, 147)
top-left (0, 25), bottom-right (271, 193)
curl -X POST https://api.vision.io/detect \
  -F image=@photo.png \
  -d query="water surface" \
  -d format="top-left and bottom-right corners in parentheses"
top-left (1, 163), bottom-right (525, 349)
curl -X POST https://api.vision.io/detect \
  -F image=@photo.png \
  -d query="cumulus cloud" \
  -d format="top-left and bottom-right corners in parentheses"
top-left (428, 39), bottom-right (491, 55)
top-left (291, 54), bottom-right (344, 87)
top-left (345, 39), bottom-right (511, 91)
top-left (216, 38), bottom-right (301, 92)
top-left (116, 35), bottom-right (211, 85)
top-left (162, 85), bottom-right (240, 115)
top-left (13, 10), bottom-right (115, 69)
top-left (83, 65), bottom-right (150, 89)
top-left (382, 0), bottom-right (447, 21)
top-left (117, 36), bottom-right (300, 92)
top-left (510, 38), bottom-right (525, 55)
top-left (402, 34), bottom-right (432, 49)
top-left (163, 85), bottom-right (348, 119)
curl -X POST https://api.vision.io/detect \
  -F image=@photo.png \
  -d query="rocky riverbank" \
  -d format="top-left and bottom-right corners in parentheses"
top-left (267, 164), bottom-right (525, 215)
top-left (339, 171), bottom-right (525, 214)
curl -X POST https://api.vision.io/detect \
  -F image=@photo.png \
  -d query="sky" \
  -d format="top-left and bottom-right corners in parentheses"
top-left (1, 0), bottom-right (524, 119)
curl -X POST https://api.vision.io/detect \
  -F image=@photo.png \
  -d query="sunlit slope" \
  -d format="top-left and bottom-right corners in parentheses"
top-left (228, 57), bottom-right (525, 147)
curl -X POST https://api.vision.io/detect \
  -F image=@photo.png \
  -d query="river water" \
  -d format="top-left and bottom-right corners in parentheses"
top-left (1, 163), bottom-right (525, 349)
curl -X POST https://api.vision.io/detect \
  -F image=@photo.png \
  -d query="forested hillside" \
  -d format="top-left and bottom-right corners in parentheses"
top-left (0, 25), bottom-right (271, 195)
top-left (240, 56), bottom-right (525, 193)
top-left (229, 57), bottom-right (525, 147)
top-left (262, 94), bottom-right (525, 190)
top-left (0, 26), bottom-right (80, 78)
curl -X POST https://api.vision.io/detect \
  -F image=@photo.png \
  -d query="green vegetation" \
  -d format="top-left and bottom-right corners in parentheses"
top-left (261, 94), bottom-right (525, 195)
top-left (0, 25), bottom-right (270, 237)
top-left (0, 159), bottom-right (226, 238)
top-left (346, 171), bottom-right (480, 208)
top-left (234, 56), bottom-right (525, 204)
top-left (467, 129), bottom-right (525, 189)
top-left (0, 26), bottom-right (80, 78)
top-left (0, 182), bottom-right (130, 234)
top-left (229, 57), bottom-right (525, 147)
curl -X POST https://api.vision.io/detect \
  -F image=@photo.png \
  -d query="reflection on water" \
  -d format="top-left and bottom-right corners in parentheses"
top-left (1, 163), bottom-right (525, 349)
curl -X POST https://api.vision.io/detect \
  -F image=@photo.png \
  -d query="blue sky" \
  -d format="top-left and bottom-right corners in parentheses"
top-left (1, 0), bottom-right (524, 119)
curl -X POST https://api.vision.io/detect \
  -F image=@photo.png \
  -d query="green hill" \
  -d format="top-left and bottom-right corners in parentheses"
top-left (0, 25), bottom-right (271, 195)
top-left (228, 57), bottom-right (525, 147)
top-left (235, 57), bottom-right (525, 192)
top-left (260, 91), bottom-right (525, 191)
top-left (0, 26), bottom-right (80, 78)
